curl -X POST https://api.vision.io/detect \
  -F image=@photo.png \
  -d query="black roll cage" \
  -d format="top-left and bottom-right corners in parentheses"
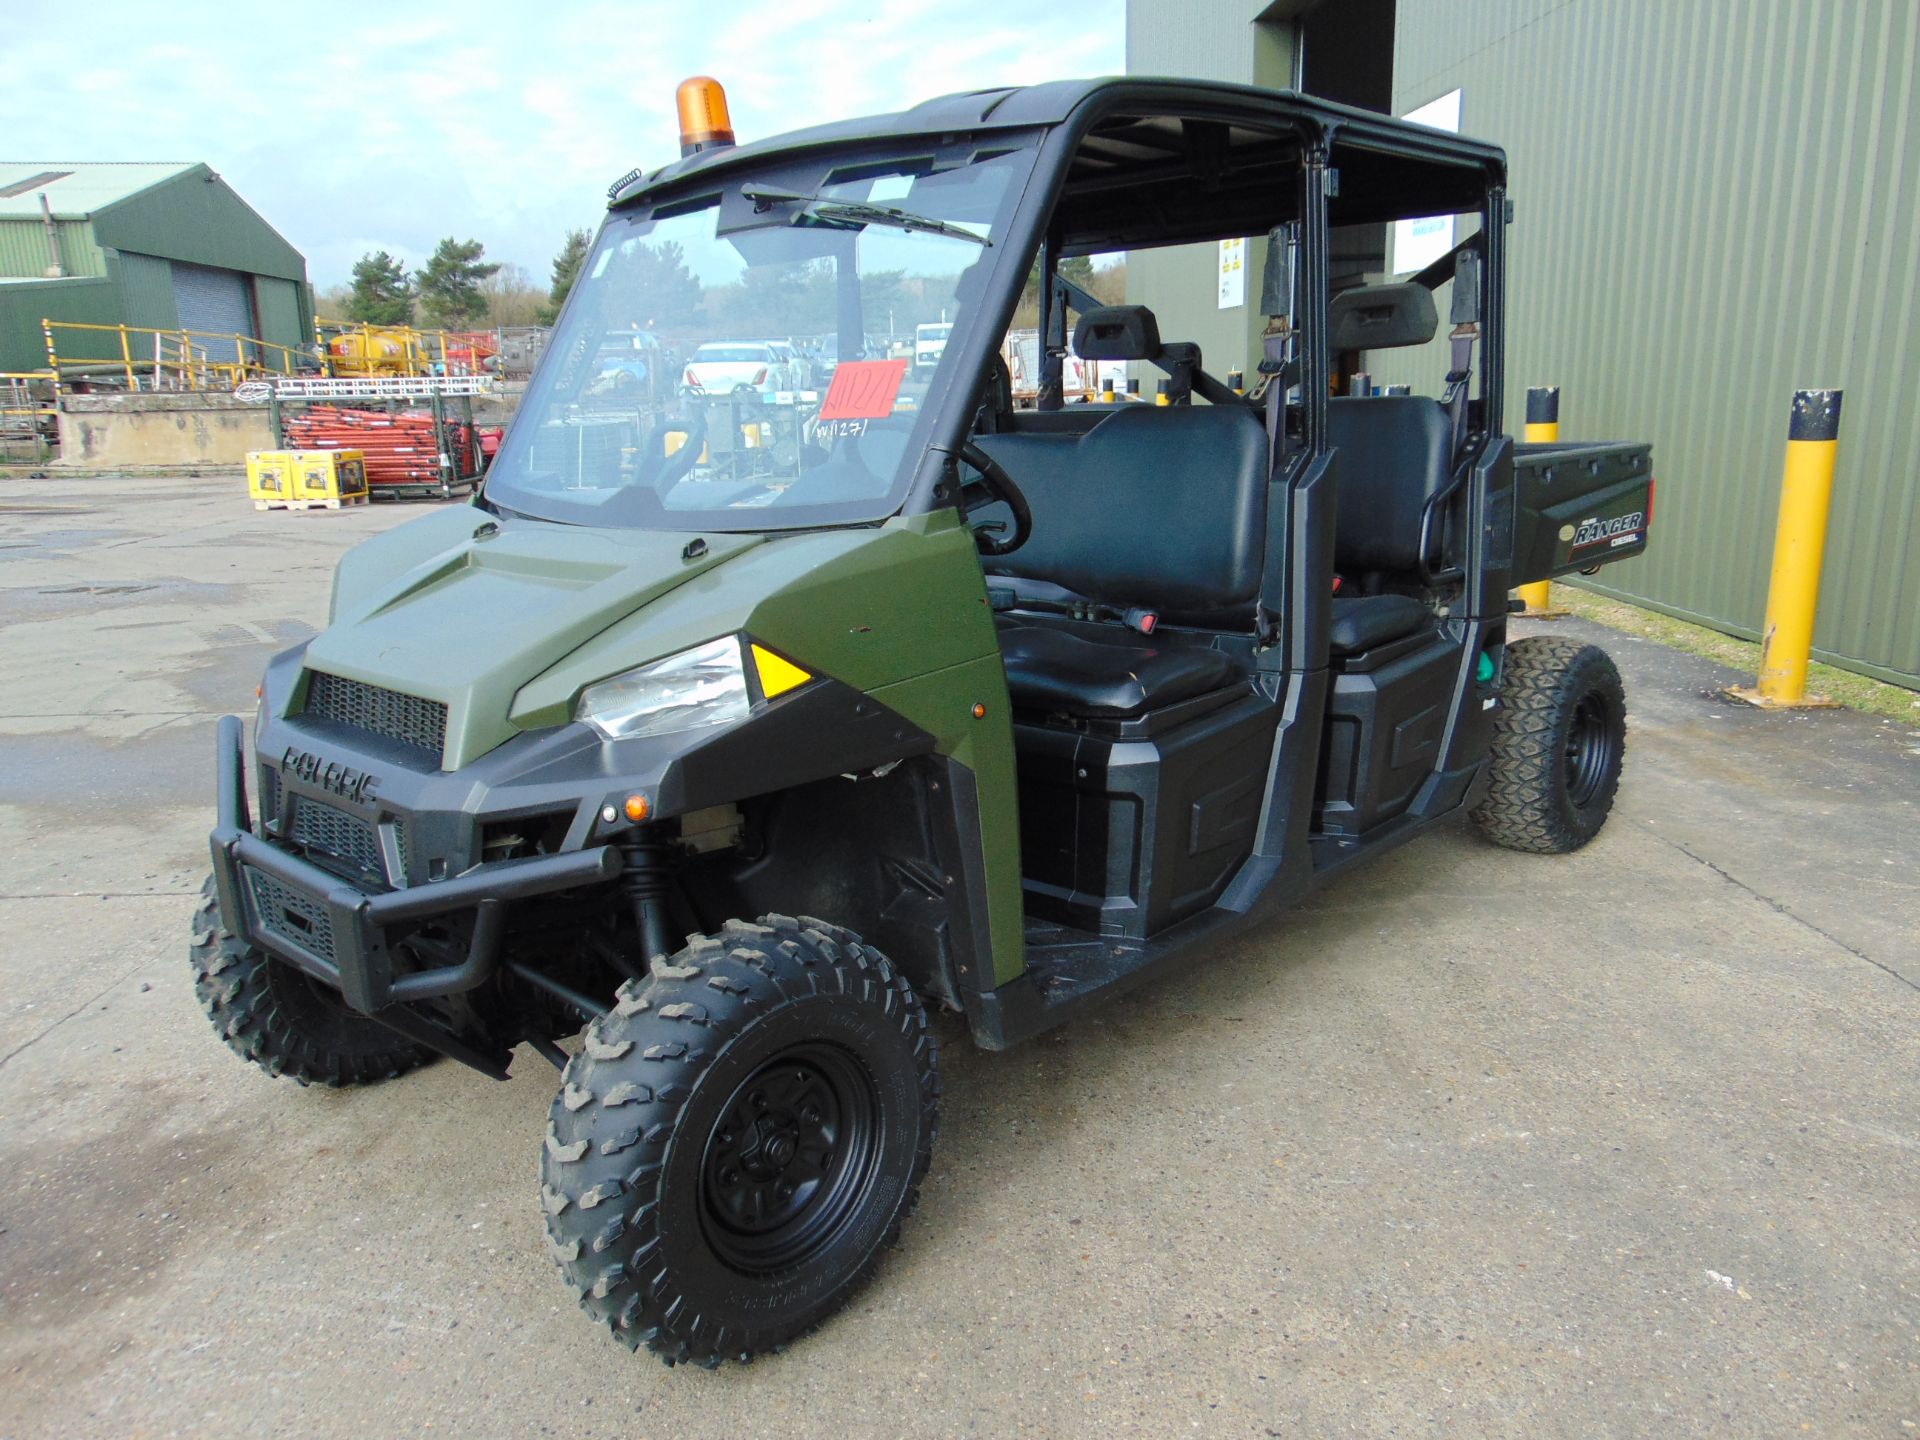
top-left (602, 78), bottom-right (1510, 674)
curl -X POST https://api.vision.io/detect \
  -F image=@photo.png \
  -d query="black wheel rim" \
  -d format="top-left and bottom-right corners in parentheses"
top-left (699, 1042), bottom-right (882, 1275)
top-left (1564, 691), bottom-right (1618, 808)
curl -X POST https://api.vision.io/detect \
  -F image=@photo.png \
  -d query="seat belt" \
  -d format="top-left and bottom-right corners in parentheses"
top-left (1255, 227), bottom-right (1295, 474)
top-left (1442, 249), bottom-right (1484, 462)
top-left (1262, 327), bottom-right (1290, 459)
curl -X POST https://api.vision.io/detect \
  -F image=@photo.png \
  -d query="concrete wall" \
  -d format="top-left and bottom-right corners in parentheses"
top-left (56, 392), bottom-right (272, 471)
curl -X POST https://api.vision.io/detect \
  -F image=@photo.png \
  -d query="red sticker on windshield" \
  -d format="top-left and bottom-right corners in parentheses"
top-left (819, 358), bottom-right (909, 420)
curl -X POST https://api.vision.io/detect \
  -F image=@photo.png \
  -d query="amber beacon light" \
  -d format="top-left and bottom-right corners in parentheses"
top-left (677, 76), bottom-right (736, 157)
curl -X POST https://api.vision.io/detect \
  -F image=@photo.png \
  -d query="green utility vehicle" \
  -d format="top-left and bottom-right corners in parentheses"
top-left (196, 78), bottom-right (1654, 1366)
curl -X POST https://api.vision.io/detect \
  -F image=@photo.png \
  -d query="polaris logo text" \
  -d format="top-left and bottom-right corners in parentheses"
top-left (282, 747), bottom-right (381, 803)
top-left (1570, 511), bottom-right (1646, 551)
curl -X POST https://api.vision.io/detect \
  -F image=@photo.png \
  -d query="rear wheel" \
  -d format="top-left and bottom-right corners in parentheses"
top-left (189, 877), bottom-right (434, 1085)
top-left (1472, 637), bottom-right (1627, 854)
top-left (540, 916), bottom-right (938, 1367)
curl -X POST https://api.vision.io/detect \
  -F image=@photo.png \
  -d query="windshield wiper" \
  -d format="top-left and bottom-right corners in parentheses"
top-left (741, 185), bottom-right (990, 247)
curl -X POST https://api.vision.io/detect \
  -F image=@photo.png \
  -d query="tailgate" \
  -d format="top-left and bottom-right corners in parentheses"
top-left (1512, 441), bottom-right (1654, 584)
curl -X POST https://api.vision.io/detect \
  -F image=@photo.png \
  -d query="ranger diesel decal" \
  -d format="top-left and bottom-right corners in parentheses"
top-left (1570, 510), bottom-right (1647, 551)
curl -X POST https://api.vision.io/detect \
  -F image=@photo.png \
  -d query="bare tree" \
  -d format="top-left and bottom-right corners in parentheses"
top-left (480, 263), bottom-right (546, 327)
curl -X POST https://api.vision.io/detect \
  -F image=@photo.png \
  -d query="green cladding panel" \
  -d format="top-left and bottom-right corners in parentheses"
top-left (0, 276), bottom-right (118, 371)
top-left (0, 219), bottom-right (105, 280)
top-left (1385, 0), bottom-right (1920, 687)
top-left (1124, 2), bottom-right (1299, 384)
top-left (90, 165), bottom-right (306, 283)
top-left (252, 275), bottom-right (304, 351)
top-left (108, 250), bottom-right (180, 333)
top-left (1123, 0), bottom-right (1919, 687)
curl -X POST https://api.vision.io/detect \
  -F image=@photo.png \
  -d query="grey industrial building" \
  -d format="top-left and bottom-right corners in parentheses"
top-left (1125, 0), bottom-right (1918, 688)
top-left (0, 162), bottom-right (312, 376)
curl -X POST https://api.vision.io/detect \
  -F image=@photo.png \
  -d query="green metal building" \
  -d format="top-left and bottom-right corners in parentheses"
top-left (1124, 0), bottom-right (1919, 689)
top-left (0, 163), bottom-right (312, 375)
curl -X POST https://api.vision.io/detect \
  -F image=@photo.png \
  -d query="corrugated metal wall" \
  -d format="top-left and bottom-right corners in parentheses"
top-left (1125, 1), bottom-right (1297, 383)
top-left (0, 219), bottom-right (105, 279)
top-left (108, 250), bottom-right (180, 333)
top-left (252, 275), bottom-right (305, 352)
top-left (0, 276), bottom-right (119, 371)
top-left (1389, 0), bottom-right (1920, 687)
top-left (91, 166), bottom-right (306, 282)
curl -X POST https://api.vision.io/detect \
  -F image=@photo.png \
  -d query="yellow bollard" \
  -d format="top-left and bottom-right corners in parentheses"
top-left (1515, 385), bottom-right (1565, 617)
top-left (1728, 389), bottom-right (1845, 708)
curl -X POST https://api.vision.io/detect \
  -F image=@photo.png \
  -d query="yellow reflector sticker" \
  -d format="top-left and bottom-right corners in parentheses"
top-left (750, 644), bottom-right (811, 699)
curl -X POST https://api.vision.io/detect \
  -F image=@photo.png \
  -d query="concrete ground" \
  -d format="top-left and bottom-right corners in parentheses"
top-left (1, 473), bottom-right (1914, 1439)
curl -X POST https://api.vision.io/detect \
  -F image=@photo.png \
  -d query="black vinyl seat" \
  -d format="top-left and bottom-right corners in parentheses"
top-left (970, 303), bottom-right (1262, 721)
top-left (1328, 593), bottom-right (1432, 654)
top-left (976, 404), bottom-right (1267, 625)
top-left (1323, 394), bottom-right (1453, 657)
top-left (998, 624), bottom-right (1238, 718)
top-left (1326, 395), bottom-right (1455, 577)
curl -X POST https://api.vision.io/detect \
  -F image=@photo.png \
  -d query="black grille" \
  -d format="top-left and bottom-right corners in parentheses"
top-left (246, 869), bottom-right (334, 958)
top-left (304, 671), bottom-right (447, 759)
top-left (288, 795), bottom-right (405, 881)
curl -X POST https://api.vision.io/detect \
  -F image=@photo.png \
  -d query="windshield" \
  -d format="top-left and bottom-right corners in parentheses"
top-left (483, 145), bottom-right (1035, 531)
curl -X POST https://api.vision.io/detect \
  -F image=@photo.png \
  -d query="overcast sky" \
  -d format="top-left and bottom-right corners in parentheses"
top-left (3, 1), bottom-right (1124, 289)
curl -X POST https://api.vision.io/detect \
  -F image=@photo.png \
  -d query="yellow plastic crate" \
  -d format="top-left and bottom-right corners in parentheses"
top-left (291, 450), bottom-right (368, 506)
top-left (248, 449), bottom-right (368, 510)
top-left (246, 450), bottom-right (293, 505)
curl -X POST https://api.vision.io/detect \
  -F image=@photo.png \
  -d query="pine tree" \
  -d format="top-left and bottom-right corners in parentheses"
top-left (543, 229), bottom-right (592, 321)
top-left (415, 238), bottom-right (501, 329)
top-left (345, 250), bottom-right (414, 325)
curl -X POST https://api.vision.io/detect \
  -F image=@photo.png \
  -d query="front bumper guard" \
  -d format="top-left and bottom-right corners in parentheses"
top-left (208, 714), bottom-right (624, 1018)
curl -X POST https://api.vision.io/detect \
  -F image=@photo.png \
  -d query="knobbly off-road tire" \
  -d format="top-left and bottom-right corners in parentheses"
top-left (190, 876), bottom-right (435, 1086)
top-left (1472, 637), bottom-right (1627, 854)
top-left (541, 916), bottom-right (939, 1368)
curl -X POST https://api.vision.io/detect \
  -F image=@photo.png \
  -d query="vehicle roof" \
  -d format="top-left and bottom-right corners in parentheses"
top-left (613, 77), bottom-right (1506, 205)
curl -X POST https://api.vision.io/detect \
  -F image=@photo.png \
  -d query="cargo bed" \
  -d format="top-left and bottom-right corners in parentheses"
top-left (1511, 440), bottom-right (1653, 584)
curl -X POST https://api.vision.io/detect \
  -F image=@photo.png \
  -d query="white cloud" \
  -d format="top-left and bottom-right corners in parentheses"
top-left (2, 1), bottom-right (1123, 286)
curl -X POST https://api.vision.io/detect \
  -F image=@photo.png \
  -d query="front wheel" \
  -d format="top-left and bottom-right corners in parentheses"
top-left (541, 916), bottom-right (938, 1367)
top-left (189, 877), bottom-right (435, 1085)
top-left (1471, 637), bottom-right (1627, 854)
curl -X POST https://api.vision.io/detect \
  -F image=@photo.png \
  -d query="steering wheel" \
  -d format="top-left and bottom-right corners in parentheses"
top-left (643, 406), bottom-right (708, 491)
top-left (956, 439), bottom-right (1032, 557)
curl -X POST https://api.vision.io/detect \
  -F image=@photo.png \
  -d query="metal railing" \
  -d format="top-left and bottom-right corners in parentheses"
top-left (37, 316), bottom-right (553, 396)
top-left (1, 370), bottom-right (57, 456)
top-left (41, 319), bottom-right (309, 392)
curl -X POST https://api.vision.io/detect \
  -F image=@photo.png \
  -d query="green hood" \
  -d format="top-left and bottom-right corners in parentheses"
top-left (305, 507), bottom-right (764, 767)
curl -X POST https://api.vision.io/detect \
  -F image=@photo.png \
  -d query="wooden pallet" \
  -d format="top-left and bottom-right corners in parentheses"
top-left (254, 492), bottom-right (369, 512)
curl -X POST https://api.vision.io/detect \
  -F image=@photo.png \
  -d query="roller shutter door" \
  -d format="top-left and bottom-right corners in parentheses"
top-left (170, 261), bottom-right (255, 362)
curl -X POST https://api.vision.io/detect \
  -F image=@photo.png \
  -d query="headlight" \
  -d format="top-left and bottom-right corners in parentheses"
top-left (575, 636), bottom-right (749, 741)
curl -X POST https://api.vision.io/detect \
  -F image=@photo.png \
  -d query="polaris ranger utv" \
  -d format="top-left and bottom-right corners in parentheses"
top-left (195, 77), bottom-right (1653, 1366)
